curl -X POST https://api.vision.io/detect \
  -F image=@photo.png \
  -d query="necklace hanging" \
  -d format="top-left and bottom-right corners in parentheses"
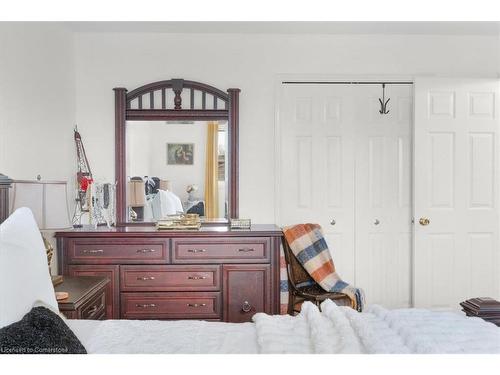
top-left (378, 83), bottom-right (390, 114)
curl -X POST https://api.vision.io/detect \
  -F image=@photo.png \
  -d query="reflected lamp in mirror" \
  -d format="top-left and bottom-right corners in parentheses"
top-left (159, 180), bottom-right (172, 191)
top-left (10, 179), bottom-right (72, 278)
top-left (127, 179), bottom-right (146, 221)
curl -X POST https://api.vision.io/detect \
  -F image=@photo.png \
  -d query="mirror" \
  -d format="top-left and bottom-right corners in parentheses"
top-left (114, 79), bottom-right (240, 226)
top-left (126, 120), bottom-right (228, 223)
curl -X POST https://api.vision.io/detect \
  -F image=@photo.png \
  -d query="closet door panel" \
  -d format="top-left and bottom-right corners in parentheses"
top-left (326, 136), bottom-right (343, 208)
top-left (355, 85), bottom-right (413, 308)
top-left (278, 85), bottom-right (356, 281)
top-left (414, 78), bottom-right (500, 309)
top-left (319, 88), bottom-right (357, 280)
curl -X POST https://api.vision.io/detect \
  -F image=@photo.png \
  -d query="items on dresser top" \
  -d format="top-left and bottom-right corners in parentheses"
top-left (230, 218), bottom-right (251, 230)
top-left (51, 274), bottom-right (64, 286)
top-left (55, 291), bottom-right (69, 300)
top-left (55, 224), bottom-right (282, 322)
top-left (55, 276), bottom-right (110, 320)
top-left (157, 213), bottom-right (201, 230)
top-left (461, 297), bottom-right (500, 326)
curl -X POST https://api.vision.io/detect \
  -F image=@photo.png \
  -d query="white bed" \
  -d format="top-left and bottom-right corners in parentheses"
top-left (1, 208), bottom-right (499, 354)
top-left (66, 300), bottom-right (500, 354)
top-left (68, 319), bottom-right (258, 354)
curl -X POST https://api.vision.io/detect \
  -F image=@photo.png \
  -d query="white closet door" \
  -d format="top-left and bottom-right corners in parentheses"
top-left (278, 84), bottom-right (357, 281)
top-left (414, 78), bottom-right (500, 309)
top-left (355, 85), bottom-right (413, 308)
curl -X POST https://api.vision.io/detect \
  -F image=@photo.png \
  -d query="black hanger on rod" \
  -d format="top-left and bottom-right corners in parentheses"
top-left (379, 83), bottom-right (390, 115)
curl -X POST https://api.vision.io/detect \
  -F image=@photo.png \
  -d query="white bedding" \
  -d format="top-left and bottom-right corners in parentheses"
top-left (68, 319), bottom-right (258, 354)
top-left (67, 300), bottom-right (500, 354)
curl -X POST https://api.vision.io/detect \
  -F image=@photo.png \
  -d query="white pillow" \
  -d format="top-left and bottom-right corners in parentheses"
top-left (0, 207), bottom-right (59, 328)
top-left (150, 189), bottom-right (184, 219)
top-left (164, 190), bottom-right (184, 215)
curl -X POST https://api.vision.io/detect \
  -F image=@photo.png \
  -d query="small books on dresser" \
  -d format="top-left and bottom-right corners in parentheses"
top-left (460, 297), bottom-right (500, 326)
top-left (156, 214), bottom-right (201, 230)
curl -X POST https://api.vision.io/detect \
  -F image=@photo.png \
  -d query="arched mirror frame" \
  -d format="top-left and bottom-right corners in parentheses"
top-left (114, 79), bottom-right (240, 226)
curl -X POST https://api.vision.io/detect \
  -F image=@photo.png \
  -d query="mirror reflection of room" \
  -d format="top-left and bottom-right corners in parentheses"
top-left (126, 120), bottom-right (228, 222)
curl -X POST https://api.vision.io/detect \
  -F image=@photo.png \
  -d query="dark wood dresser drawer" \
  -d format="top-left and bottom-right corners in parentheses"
top-left (223, 264), bottom-right (271, 322)
top-left (67, 238), bottom-right (169, 264)
top-left (172, 237), bottom-right (271, 263)
top-left (121, 292), bottom-right (221, 319)
top-left (55, 276), bottom-right (109, 320)
top-left (67, 265), bottom-right (119, 319)
top-left (80, 291), bottom-right (106, 320)
top-left (120, 265), bottom-right (221, 291)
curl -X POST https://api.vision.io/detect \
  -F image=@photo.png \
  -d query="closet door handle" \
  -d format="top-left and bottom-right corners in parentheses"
top-left (330, 219), bottom-right (336, 226)
top-left (374, 219), bottom-right (380, 226)
top-left (419, 217), bottom-right (430, 226)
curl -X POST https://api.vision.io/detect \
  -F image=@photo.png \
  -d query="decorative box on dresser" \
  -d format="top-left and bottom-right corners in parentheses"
top-left (56, 225), bottom-right (282, 322)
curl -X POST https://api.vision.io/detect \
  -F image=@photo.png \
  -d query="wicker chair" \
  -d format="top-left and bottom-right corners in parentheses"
top-left (282, 237), bottom-right (354, 315)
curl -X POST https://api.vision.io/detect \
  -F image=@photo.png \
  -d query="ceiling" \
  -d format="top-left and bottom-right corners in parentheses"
top-left (63, 21), bottom-right (500, 35)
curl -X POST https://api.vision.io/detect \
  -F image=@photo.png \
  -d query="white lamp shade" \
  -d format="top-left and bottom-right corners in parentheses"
top-left (159, 180), bottom-right (172, 191)
top-left (11, 180), bottom-right (72, 230)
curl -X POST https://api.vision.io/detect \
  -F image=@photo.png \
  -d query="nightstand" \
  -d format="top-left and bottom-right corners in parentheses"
top-left (55, 276), bottom-right (110, 320)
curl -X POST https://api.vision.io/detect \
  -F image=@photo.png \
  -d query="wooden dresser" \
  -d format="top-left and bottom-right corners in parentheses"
top-left (55, 276), bottom-right (110, 320)
top-left (55, 225), bottom-right (282, 322)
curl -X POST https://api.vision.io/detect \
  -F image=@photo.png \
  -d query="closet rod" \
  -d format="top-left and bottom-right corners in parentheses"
top-left (282, 81), bottom-right (413, 85)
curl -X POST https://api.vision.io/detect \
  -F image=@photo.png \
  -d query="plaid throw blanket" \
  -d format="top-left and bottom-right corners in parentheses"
top-left (283, 223), bottom-right (365, 312)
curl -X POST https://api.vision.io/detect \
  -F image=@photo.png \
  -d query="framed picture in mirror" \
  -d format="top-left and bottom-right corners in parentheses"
top-left (167, 143), bottom-right (194, 165)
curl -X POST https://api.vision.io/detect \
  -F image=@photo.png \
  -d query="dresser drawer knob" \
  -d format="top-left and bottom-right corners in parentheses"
top-left (242, 301), bottom-right (252, 313)
top-left (238, 248), bottom-right (255, 252)
top-left (136, 248), bottom-right (156, 253)
top-left (82, 249), bottom-right (104, 254)
top-left (187, 249), bottom-right (206, 253)
top-left (187, 303), bottom-right (207, 308)
top-left (187, 275), bottom-right (207, 280)
top-left (136, 276), bottom-right (156, 281)
top-left (136, 303), bottom-right (157, 308)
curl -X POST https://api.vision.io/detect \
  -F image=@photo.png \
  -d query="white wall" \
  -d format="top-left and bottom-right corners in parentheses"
top-left (0, 23), bottom-right (75, 182)
top-left (73, 32), bottom-right (499, 223)
top-left (0, 23), bottom-right (75, 272)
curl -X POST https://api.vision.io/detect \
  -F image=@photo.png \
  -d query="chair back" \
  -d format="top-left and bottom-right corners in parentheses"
top-left (281, 237), bottom-right (315, 288)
